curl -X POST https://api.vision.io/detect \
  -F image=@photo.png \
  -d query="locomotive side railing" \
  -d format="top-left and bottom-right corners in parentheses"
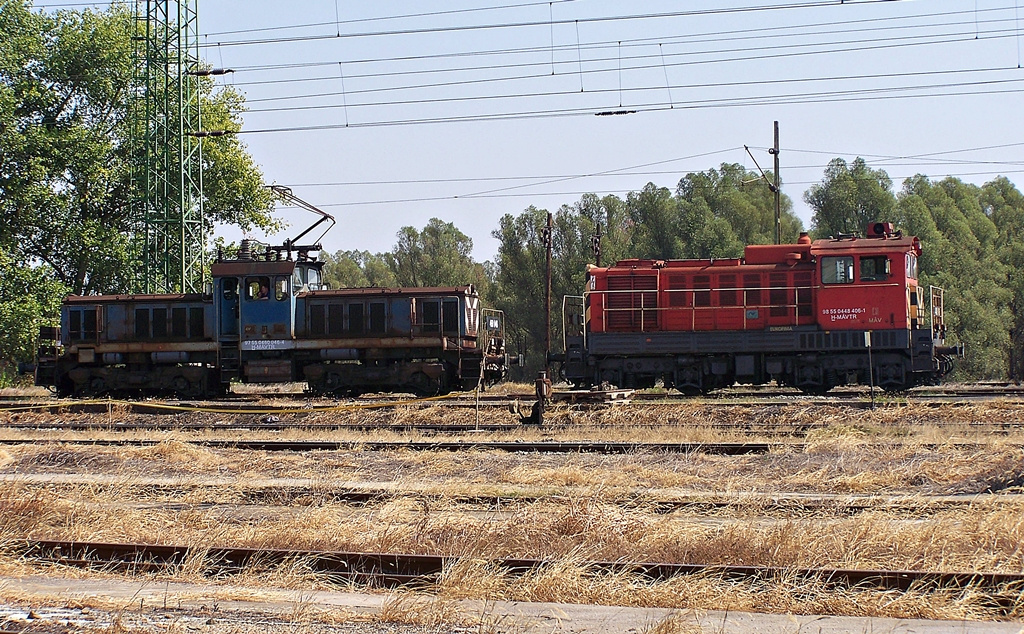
top-left (562, 295), bottom-right (585, 349)
top-left (594, 284), bottom-right (816, 330)
top-left (929, 285), bottom-right (946, 343)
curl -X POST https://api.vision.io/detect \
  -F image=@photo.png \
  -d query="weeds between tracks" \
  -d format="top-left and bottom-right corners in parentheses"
top-left (0, 401), bottom-right (1022, 621)
top-left (2, 401), bottom-right (1024, 443)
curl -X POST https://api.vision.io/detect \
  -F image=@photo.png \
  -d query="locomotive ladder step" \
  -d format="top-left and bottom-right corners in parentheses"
top-left (218, 341), bottom-right (242, 382)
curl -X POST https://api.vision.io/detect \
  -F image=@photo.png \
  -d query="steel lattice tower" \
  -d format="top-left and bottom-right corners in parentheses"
top-left (131, 0), bottom-right (205, 294)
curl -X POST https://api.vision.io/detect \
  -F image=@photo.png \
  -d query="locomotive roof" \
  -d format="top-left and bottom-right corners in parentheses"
top-left (64, 293), bottom-right (207, 303)
top-left (603, 234), bottom-right (921, 271)
top-left (211, 260), bottom-right (299, 277)
top-left (303, 285), bottom-right (477, 298)
top-left (810, 234), bottom-right (920, 255)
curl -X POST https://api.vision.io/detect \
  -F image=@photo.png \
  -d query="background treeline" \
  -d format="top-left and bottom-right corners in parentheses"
top-left (4, 1), bottom-right (1024, 385)
top-left (320, 159), bottom-right (1024, 383)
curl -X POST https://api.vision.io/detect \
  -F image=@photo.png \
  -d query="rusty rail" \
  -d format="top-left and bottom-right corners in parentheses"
top-left (18, 539), bottom-right (1024, 605)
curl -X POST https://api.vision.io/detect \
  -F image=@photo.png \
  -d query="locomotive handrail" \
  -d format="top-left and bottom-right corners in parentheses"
top-left (593, 284), bottom-right (819, 330)
top-left (592, 281), bottom-right (903, 332)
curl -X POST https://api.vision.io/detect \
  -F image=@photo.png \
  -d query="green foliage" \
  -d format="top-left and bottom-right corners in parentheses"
top-left (0, 1), bottom-right (275, 372)
top-left (489, 207), bottom-right (549, 376)
top-left (893, 176), bottom-right (1011, 379)
top-left (0, 248), bottom-right (67, 386)
top-left (385, 218), bottom-right (488, 292)
top-left (0, 1), bottom-right (273, 296)
top-left (676, 162), bottom-right (802, 249)
top-left (321, 249), bottom-right (396, 289)
top-left (805, 158), bottom-right (896, 239)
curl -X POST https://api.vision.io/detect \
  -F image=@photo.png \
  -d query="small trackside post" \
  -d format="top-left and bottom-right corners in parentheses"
top-left (514, 370), bottom-right (552, 426)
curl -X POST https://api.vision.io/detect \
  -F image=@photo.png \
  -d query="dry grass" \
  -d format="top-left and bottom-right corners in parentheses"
top-left (638, 613), bottom-right (704, 634)
top-left (1, 481), bottom-right (1022, 574)
top-left (436, 557), bottom-right (1021, 621)
top-left (4, 436), bottom-right (1021, 497)
top-left (1, 401), bottom-right (1023, 622)
top-left (4, 400), bottom-right (1024, 445)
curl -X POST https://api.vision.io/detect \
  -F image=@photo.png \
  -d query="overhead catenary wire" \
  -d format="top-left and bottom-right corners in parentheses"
top-left (234, 78), bottom-right (1024, 133)
top-left (269, 141), bottom-right (1024, 208)
top-left (221, 6), bottom-right (1015, 75)
top-left (238, 65), bottom-right (1021, 113)
top-left (194, 1), bottom-right (917, 49)
top-left (277, 168), bottom-right (1024, 210)
top-left (229, 23), bottom-right (1020, 99)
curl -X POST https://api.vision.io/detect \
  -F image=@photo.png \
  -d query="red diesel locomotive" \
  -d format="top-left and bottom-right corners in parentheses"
top-left (561, 222), bottom-right (962, 393)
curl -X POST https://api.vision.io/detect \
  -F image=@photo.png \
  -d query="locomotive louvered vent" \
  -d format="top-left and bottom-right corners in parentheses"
top-left (800, 331), bottom-right (898, 350)
top-left (719, 274), bottom-right (738, 307)
top-left (769, 273), bottom-right (789, 318)
top-left (667, 274), bottom-right (687, 307)
top-left (795, 272), bottom-right (813, 317)
top-left (606, 274), bottom-right (658, 331)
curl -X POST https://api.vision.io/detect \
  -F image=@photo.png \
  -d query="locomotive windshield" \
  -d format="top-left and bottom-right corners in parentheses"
top-left (859, 256), bottom-right (889, 282)
top-left (821, 256), bottom-right (855, 284)
top-left (291, 265), bottom-right (323, 291)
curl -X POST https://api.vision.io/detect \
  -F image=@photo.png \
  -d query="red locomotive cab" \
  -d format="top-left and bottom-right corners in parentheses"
top-left (812, 227), bottom-right (914, 331)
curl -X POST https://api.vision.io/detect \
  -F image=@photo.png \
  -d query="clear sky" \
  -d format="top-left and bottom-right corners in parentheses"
top-left (44, 0), bottom-right (1024, 260)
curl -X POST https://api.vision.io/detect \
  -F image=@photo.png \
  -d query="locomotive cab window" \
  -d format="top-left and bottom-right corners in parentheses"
top-left (369, 302), bottom-right (386, 334)
top-left (274, 277), bottom-right (289, 301)
top-left (222, 278), bottom-right (238, 299)
top-left (421, 300), bottom-right (441, 334)
top-left (906, 253), bottom-right (919, 280)
top-left (821, 256), bottom-right (855, 284)
top-left (69, 308), bottom-right (98, 341)
top-left (246, 276), bottom-right (271, 300)
top-left (306, 268), bottom-right (323, 291)
top-left (442, 300), bottom-right (459, 333)
top-left (859, 256), bottom-right (890, 282)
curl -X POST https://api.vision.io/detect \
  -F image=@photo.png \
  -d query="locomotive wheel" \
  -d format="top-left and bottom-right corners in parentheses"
top-left (172, 376), bottom-right (200, 399)
top-left (85, 377), bottom-right (106, 398)
top-left (55, 375), bottom-right (75, 398)
top-left (408, 372), bottom-right (440, 398)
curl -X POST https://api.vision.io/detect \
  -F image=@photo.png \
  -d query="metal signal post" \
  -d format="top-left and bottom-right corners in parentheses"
top-left (771, 121), bottom-right (781, 245)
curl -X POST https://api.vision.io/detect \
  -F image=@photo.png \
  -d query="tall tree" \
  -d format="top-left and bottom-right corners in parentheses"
top-left (0, 1), bottom-right (275, 296)
top-left (386, 218), bottom-right (488, 291)
top-left (895, 176), bottom-right (1010, 379)
top-left (0, 1), bottom-right (275, 383)
top-left (676, 162), bottom-right (803, 249)
top-left (805, 158), bottom-right (896, 239)
top-left (981, 177), bottom-right (1024, 380)
top-left (490, 207), bottom-right (549, 377)
top-left (625, 183), bottom-right (684, 259)
top-left (321, 249), bottom-right (396, 289)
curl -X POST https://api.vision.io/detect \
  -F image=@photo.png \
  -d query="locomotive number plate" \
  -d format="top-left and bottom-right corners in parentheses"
top-left (241, 339), bottom-right (295, 351)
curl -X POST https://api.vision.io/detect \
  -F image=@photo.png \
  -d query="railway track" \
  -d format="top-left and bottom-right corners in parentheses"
top-left (2, 383), bottom-right (1023, 416)
top-left (0, 438), bottom-right (777, 454)
top-left (12, 478), bottom-right (1021, 514)
top-left (0, 419), bottom-right (1021, 435)
top-left (2, 436), bottom-right (1019, 454)
top-left (15, 539), bottom-right (1024, 611)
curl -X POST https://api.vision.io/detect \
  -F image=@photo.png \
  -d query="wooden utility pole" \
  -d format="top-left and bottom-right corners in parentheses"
top-left (771, 121), bottom-right (781, 245)
top-left (543, 211), bottom-right (553, 375)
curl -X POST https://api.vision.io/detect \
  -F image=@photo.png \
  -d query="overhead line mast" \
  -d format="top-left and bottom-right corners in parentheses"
top-left (131, 0), bottom-right (205, 294)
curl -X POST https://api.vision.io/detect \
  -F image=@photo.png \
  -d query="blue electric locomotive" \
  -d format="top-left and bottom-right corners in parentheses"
top-left (33, 188), bottom-right (508, 398)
